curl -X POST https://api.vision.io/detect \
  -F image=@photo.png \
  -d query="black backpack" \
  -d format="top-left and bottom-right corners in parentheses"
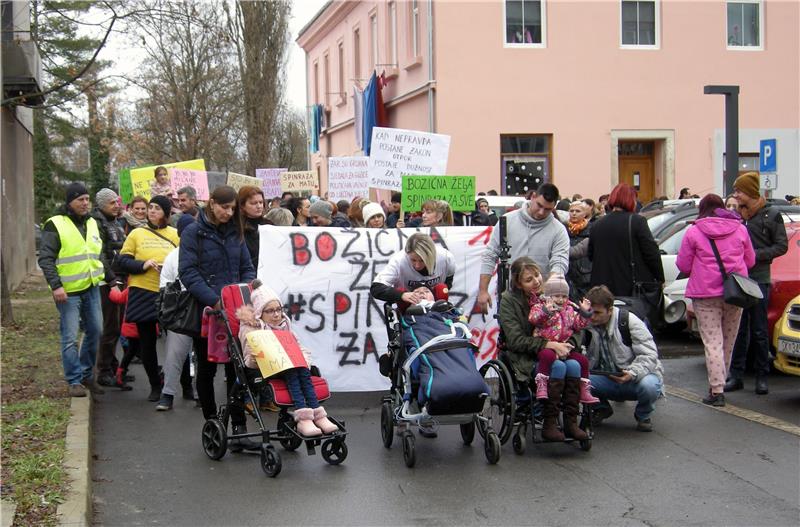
top-left (617, 307), bottom-right (633, 348)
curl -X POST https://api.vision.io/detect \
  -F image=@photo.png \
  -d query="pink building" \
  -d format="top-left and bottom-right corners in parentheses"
top-left (297, 0), bottom-right (800, 203)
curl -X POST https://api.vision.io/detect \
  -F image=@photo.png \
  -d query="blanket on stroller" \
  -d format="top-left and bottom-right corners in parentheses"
top-left (401, 309), bottom-right (489, 416)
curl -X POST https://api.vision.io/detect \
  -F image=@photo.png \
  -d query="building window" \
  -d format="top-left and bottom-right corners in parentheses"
top-left (337, 42), bottom-right (345, 105)
top-left (727, 0), bottom-right (762, 49)
top-left (353, 27), bottom-right (361, 79)
top-left (389, 1), bottom-right (398, 67)
top-left (505, 0), bottom-right (545, 46)
top-left (411, 0), bottom-right (420, 58)
top-left (324, 53), bottom-right (331, 106)
top-left (500, 135), bottom-right (552, 195)
top-left (370, 12), bottom-right (378, 72)
top-left (313, 61), bottom-right (319, 104)
top-left (621, 0), bottom-right (658, 47)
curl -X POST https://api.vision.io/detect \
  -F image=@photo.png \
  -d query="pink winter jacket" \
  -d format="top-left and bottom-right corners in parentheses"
top-left (676, 217), bottom-right (755, 299)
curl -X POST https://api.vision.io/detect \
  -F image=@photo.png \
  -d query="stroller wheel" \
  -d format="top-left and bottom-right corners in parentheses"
top-left (278, 416), bottom-right (303, 451)
top-left (260, 444), bottom-right (282, 477)
top-left (579, 438), bottom-right (592, 452)
top-left (201, 419), bottom-right (228, 460)
top-left (321, 438), bottom-right (348, 465)
top-left (381, 402), bottom-right (394, 449)
top-left (484, 431), bottom-right (501, 465)
top-left (460, 421), bottom-right (476, 446)
top-left (512, 427), bottom-right (526, 455)
top-left (402, 431), bottom-right (416, 468)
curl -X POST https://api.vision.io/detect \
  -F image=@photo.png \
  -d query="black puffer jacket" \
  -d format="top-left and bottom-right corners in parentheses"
top-left (243, 216), bottom-right (269, 269)
top-left (567, 223), bottom-right (592, 301)
top-left (743, 203), bottom-right (788, 283)
top-left (91, 207), bottom-right (127, 282)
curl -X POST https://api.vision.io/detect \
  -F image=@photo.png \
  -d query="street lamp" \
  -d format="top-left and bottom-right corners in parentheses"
top-left (704, 85), bottom-right (740, 196)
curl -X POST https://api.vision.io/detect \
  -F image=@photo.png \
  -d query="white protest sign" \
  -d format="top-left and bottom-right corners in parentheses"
top-left (368, 127), bottom-right (451, 191)
top-left (167, 168), bottom-right (209, 200)
top-left (257, 226), bottom-right (499, 392)
top-left (226, 172), bottom-right (262, 192)
top-left (327, 156), bottom-right (370, 202)
top-left (256, 168), bottom-right (287, 198)
top-left (281, 171), bottom-right (318, 193)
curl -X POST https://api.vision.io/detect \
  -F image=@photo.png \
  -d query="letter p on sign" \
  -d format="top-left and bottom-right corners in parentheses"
top-left (759, 139), bottom-right (777, 172)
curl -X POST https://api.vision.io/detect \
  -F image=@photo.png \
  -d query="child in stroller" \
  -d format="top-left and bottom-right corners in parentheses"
top-left (236, 284), bottom-right (339, 437)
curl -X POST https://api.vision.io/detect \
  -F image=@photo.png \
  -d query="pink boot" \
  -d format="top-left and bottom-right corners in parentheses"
top-left (294, 407), bottom-right (322, 437)
top-left (534, 373), bottom-right (549, 400)
top-left (580, 378), bottom-right (600, 404)
top-left (313, 406), bottom-right (339, 434)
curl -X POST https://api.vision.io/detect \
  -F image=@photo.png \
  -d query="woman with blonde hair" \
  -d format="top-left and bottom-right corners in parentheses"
top-left (421, 199), bottom-right (454, 227)
top-left (349, 197), bottom-right (368, 227)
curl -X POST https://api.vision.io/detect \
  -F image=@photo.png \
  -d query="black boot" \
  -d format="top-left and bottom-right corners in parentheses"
top-left (563, 379), bottom-right (589, 441)
top-left (541, 379), bottom-right (565, 442)
top-left (229, 424), bottom-right (261, 453)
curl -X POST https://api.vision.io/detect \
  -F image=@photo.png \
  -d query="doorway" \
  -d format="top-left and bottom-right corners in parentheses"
top-left (618, 141), bottom-right (655, 203)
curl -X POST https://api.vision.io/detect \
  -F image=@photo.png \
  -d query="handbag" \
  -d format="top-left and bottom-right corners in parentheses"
top-left (622, 214), bottom-right (663, 325)
top-left (156, 278), bottom-right (202, 337)
top-left (709, 239), bottom-right (763, 308)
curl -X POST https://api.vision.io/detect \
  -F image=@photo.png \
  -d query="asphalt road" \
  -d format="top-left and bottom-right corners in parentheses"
top-left (92, 336), bottom-right (799, 526)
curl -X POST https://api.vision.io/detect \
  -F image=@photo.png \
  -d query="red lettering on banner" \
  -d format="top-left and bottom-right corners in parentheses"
top-left (468, 226), bottom-right (493, 246)
top-left (291, 234), bottom-right (311, 266)
top-left (315, 232), bottom-right (337, 261)
top-left (471, 326), bottom-right (499, 361)
top-left (334, 292), bottom-right (352, 314)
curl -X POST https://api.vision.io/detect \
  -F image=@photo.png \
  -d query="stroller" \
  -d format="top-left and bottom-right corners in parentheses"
top-left (200, 283), bottom-right (348, 477)
top-left (379, 288), bottom-right (504, 467)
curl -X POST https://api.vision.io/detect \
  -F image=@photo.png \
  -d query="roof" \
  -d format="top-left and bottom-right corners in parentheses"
top-left (296, 1), bottom-right (333, 41)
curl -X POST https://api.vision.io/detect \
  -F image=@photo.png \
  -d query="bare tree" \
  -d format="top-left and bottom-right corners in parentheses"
top-left (271, 104), bottom-right (308, 171)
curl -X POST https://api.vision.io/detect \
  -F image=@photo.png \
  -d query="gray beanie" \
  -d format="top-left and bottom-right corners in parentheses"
top-left (309, 200), bottom-right (333, 220)
top-left (95, 188), bottom-right (119, 209)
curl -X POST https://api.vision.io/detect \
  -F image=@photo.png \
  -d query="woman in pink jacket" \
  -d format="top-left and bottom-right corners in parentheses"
top-left (676, 194), bottom-right (755, 407)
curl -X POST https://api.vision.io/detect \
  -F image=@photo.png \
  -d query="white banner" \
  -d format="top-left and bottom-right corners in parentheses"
top-left (257, 226), bottom-right (500, 391)
top-left (368, 127), bottom-right (451, 191)
top-left (327, 156), bottom-right (370, 202)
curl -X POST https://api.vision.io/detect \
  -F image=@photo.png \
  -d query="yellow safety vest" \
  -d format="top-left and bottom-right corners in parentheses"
top-left (48, 215), bottom-right (105, 293)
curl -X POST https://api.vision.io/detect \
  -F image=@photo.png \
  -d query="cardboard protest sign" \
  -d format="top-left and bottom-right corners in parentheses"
top-left (246, 329), bottom-right (309, 378)
top-left (327, 157), bottom-right (369, 202)
top-left (118, 168), bottom-right (133, 203)
top-left (129, 159), bottom-right (206, 200)
top-left (256, 168), bottom-right (287, 198)
top-left (167, 168), bottom-right (210, 200)
top-left (368, 127), bottom-right (451, 191)
top-left (257, 226), bottom-right (500, 391)
top-left (226, 172), bottom-right (262, 192)
top-left (281, 171), bottom-right (318, 193)
top-left (401, 175), bottom-right (476, 212)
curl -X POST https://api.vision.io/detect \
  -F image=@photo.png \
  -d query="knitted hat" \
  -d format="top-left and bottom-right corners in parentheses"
top-left (250, 284), bottom-right (281, 318)
top-left (734, 171), bottom-right (760, 199)
top-left (543, 274), bottom-right (569, 297)
top-left (149, 195), bottom-right (172, 217)
top-left (95, 188), bottom-right (119, 209)
top-left (361, 202), bottom-right (385, 223)
top-left (65, 182), bottom-right (89, 205)
top-left (309, 200), bottom-right (333, 220)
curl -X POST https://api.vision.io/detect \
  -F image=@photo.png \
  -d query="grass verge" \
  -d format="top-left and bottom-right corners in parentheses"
top-left (1, 272), bottom-right (71, 526)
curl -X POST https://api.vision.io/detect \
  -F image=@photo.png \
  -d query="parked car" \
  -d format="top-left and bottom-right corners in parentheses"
top-left (773, 295), bottom-right (800, 376)
top-left (642, 201), bottom-right (698, 242)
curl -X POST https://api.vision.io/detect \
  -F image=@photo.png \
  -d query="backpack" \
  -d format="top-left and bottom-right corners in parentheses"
top-left (617, 307), bottom-right (633, 348)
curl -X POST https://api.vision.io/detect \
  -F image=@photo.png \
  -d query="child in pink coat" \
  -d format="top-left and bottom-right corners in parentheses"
top-left (529, 275), bottom-right (599, 404)
top-left (236, 284), bottom-right (339, 437)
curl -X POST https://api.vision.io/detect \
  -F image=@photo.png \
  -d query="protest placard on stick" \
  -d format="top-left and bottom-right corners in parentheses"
top-left (118, 168), bottom-right (133, 203)
top-left (328, 156), bottom-right (369, 202)
top-left (368, 127), bottom-right (450, 191)
top-left (129, 159), bottom-right (206, 200)
top-left (281, 171), bottom-right (318, 193)
top-left (246, 329), bottom-right (308, 378)
top-left (226, 172), bottom-right (262, 192)
top-left (256, 168), bottom-right (288, 198)
top-left (168, 168), bottom-right (210, 200)
top-left (401, 175), bottom-right (476, 212)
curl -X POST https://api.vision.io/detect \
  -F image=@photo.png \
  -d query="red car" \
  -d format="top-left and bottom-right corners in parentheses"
top-left (768, 220), bottom-right (800, 338)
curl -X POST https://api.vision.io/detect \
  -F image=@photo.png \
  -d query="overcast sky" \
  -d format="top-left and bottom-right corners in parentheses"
top-left (287, 0), bottom-right (328, 110)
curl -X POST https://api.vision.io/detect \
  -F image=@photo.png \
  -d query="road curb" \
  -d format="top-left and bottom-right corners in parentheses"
top-left (56, 396), bottom-right (92, 527)
top-left (1, 499), bottom-right (16, 527)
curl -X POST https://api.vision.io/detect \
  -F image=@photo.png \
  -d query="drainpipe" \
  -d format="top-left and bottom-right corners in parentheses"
top-left (427, 0), bottom-right (435, 133)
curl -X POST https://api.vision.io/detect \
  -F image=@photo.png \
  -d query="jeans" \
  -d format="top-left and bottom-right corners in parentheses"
top-left (56, 287), bottom-right (102, 386)
top-left (543, 359), bottom-right (581, 380)
top-left (589, 373), bottom-right (663, 421)
top-left (284, 367), bottom-right (319, 409)
top-left (96, 284), bottom-right (121, 376)
top-left (162, 331), bottom-right (193, 397)
top-left (729, 283), bottom-right (771, 378)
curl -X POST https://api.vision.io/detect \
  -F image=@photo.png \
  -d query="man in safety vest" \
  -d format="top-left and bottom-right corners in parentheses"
top-left (38, 183), bottom-right (111, 397)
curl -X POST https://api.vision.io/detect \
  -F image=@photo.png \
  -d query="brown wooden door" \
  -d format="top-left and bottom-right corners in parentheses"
top-left (619, 156), bottom-right (655, 204)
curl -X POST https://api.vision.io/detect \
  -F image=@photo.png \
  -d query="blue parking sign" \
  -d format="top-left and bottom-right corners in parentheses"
top-left (760, 139), bottom-right (777, 172)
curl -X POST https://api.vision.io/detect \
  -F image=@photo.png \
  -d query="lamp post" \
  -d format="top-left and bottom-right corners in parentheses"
top-left (704, 85), bottom-right (740, 195)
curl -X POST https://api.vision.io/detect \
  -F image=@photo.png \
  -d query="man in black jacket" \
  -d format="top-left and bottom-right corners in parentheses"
top-left (726, 172), bottom-right (788, 395)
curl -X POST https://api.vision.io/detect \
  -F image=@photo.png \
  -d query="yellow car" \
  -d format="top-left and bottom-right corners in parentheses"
top-left (773, 294), bottom-right (800, 376)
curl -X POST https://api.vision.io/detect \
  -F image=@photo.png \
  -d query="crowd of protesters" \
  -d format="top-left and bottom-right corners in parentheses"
top-left (38, 166), bottom-right (788, 435)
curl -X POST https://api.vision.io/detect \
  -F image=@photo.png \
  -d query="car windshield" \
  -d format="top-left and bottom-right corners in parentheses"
top-left (645, 209), bottom-right (676, 234)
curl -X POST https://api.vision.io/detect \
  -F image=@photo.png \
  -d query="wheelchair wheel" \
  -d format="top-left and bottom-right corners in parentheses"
top-left (260, 444), bottom-right (282, 477)
top-left (381, 402), bottom-right (394, 449)
top-left (579, 407), bottom-right (593, 452)
top-left (321, 438), bottom-right (348, 465)
top-left (478, 360), bottom-right (515, 444)
top-left (201, 419), bottom-right (227, 460)
top-left (484, 431), bottom-right (501, 465)
top-left (460, 421), bottom-right (476, 446)
top-left (512, 425), bottom-right (526, 455)
top-left (402, 430), bottom-right (416, 468)
top-left (579, 438), bottom-right (592, 451)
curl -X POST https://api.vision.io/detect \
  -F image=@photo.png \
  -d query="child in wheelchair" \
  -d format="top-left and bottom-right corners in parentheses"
top-left (235, 284), bottom-right (339, 437)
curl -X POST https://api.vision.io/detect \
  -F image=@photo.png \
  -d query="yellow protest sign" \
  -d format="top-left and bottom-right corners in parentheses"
top-left (129, 159), bottom-right (206, 200)
top-left (280, 171), bottom-right (318, 193)
top-left (246, 329), bottom-right (308, 379)
top-left (227, 172), bottom-right (262, 191)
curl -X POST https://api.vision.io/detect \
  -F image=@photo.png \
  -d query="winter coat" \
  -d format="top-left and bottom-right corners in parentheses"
top-left (243, 216), bottom-right (269, 270)
top-left (566, 223), bottom-right (592, 300)
top-left (330, 216), bottom-right (352, 228)
top-left (742, 203), bottom-right (789, 283)
top-left (497, 288), bottom-right (549, 382)
top-left (585, 307), bottom-right (663, 382)
top-left (676, 217), bottom-right (756, 299)
top-left (528, 298), bottom-right (591, 342)
top-left (108, 285), bottom-right (139, 338)
top-left (91, 207), bottom-right (127, 283)
top-left (236, 305), bottom-right (312, 370)
top-left (179, 209), bottom-right (256, 309)
top-left (588, 210), bottom-right (664, 296)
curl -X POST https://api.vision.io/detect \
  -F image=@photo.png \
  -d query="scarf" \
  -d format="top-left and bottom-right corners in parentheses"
top-left (740, 197), bottom-right (766, 221)
top-left (567, 218), bottom-right (588, 235)
top-left (122, 211), bottom-right (147, 229)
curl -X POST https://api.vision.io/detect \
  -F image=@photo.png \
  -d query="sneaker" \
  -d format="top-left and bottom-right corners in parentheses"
top-left (702, 392), bottom-right (725, 407)
top-left (69, 384), bottom-right (87, 398)
top-left (636, 418), bottom-right (653, 432)
top-left (97, 374), bottom-right (116, 387)
top-left (418, 423), bottom-right (438, 438)
top-left (81, 379), bottom-right (105, 395)
top-left (156, 394), bottom-right (174, 411)
top-left (147, 387), bottom-right (161, 402)
top-left (591, 405), bottom-right (614, 427)
top-left (724, 377), bottom-right (743, 392)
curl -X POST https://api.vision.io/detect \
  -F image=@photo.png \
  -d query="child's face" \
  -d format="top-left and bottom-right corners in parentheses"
top-left (517, 269), bottom-right (542, 296)
top-left (412, 286), bottom-right (434, 302)
top-left (260, 300), bottom-right (283, 325)
top-left (549, 294), bottom-right (568, 307)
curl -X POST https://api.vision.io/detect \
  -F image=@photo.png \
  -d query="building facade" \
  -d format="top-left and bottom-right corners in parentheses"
top-left (297, 0), bottom-right (799, 202)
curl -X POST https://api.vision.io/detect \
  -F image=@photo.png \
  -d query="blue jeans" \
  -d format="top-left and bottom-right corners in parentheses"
top-left (56, 287), bottom-right (102, 386)
top-left (541, 359), bottom-right (581, 379)
top-left (284, 368), bottom-right (319, 409)
top-left (589, 373), bottom-right (663, 421)
top-left (729, 283), bottom-right (771, 378)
